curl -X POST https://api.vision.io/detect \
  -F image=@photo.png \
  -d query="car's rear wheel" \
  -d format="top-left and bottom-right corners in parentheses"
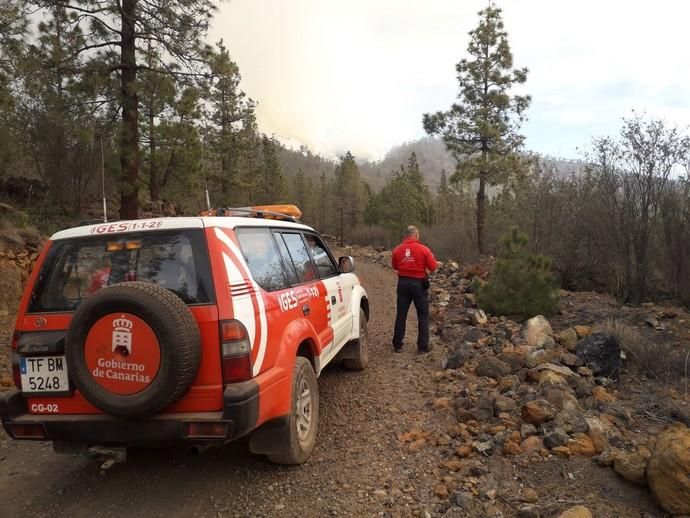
top-left (267, 357), bottom-right (319, 465)
top-left (343, 308), bottom-right (369, 370)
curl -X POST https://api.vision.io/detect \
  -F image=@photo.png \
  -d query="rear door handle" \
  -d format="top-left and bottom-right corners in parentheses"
top-left (302, 305), bottom-right (311, 316)
top-left (331, 296), bottom-right (337, 305)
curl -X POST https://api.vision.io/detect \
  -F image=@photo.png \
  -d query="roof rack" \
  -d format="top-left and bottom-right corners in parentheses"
top-left (200, 205), bottom-right (302, 223)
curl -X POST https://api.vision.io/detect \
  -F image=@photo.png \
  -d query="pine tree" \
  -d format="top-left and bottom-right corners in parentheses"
top-left (365, 152), bottom-right (435, 238)
top-left (258, 135), bottom-right (286, 204)
top-left (423, 5), bottom-right (530, 254)
top-left (334, 151), bottom-right (367, 244)
top-left (477, 227), bottom-right (559, 319)
top-left (205, 39), bottom-right (256, 202)
top-left (28, 0), bottom-right (216, 219)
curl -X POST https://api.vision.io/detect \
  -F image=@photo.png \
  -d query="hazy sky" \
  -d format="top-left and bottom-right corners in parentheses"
top-left (210, 0), bottom-right (690, 161)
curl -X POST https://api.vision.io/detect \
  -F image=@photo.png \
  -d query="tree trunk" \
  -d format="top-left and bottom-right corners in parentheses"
top-left (477, 172), bottom-right (487, 255)
top-left (119, 0), bottom-right (140, 219)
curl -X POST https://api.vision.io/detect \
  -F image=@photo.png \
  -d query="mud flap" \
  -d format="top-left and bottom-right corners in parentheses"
top-left (333, 340), bottom-right (360, 361)
top-left (248, 416), bottom-right (290, 455)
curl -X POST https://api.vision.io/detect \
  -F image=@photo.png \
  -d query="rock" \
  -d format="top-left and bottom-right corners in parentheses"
top-left (594, 449), bottom-right (618, 467)
top-left (613, 451), bottom-right (648, 486)
top-left (444, 343), bottom-right (473, 369)
top-left (558, 506), bottom-right (592, 518)
top-left (551, 446), bottom-right (571, 457)
top-left (521, 488), bottom-right (539, 503)
top-left (575, 333), bottom-right (622, 378)
top-left (592, 386), bottom-right (615, 403)
top-left (518, 505), bottom-right (541, 518)
top-left (452, 491), bottom-right (476, 510)
top-left (469, 309), bottom-right (488, 326)
top-left (441, 459), bottom-right (463, 472)
top-left (556, 328), bottom-right (578, 352)
top-left (435, 483), bottom-right (450, 499)
top-left (526, 349), bottom-right (546, 368)
top-left (554, 401), bottom-right (589, 434)
top-left (537, 370), bottom-right (568, 387)
top-left (647, 424), bottom-right (690, 515)
top-left (476, 392), bottom-right (496, 420)
top-left (434, 397), bottom-right (451, 410)
top-left (544, 428), bottom-right (570, 449)
top-left (455, 443), bottom-right (473, 458)
top-left (560, 352), bottom-right (582, 367)
top-left (567, 433), bottom-right (596, 457)
top-left (494, 394), bottom-right (517, 414)
top-left (532, 362), bottom-right (576, 378)
top-left (464, 327), bottom-right (485, 343)
top-left (473, 440), bottom-right (494, 455)
top-left (497, 351), bottom-right (526, 373)
top-left (524, 316), bottom-right (554, 348)
top-left (576, 366), bottom-right (593, 377)
top-left (521, 400), bottom-right (557, 425)
top-left (476, 357), bottom-right (512, 379)
top-left (585, 417), bottom-right (610, 454)
top-left (573, 326), bottom-right (592, 339)
top-left (521, 436), bottom-right (544, 454)
top-left (521, 424), bottom-right (538, 438)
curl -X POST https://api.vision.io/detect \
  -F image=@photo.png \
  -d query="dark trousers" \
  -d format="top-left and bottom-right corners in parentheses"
top-left (392, 276), bottom-right (430, 351)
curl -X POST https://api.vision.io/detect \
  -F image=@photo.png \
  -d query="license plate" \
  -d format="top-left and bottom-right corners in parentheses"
top-left (20, 355), bottom-right (69, 393)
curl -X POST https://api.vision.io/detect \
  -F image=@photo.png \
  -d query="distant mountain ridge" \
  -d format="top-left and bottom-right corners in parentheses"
top-left (279, 136), bottom-right (586, 192)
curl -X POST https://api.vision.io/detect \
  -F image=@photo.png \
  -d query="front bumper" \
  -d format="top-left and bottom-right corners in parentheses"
top-left (0, 382), bottom-right (259, 446)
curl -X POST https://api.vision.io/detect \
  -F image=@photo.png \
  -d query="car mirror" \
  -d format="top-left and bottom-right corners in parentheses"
top-left (339, 256), bottom-right (355, 274)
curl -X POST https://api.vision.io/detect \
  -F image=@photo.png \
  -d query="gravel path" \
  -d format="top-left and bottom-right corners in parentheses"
top-left (0, 261), bottom-right (448, 518)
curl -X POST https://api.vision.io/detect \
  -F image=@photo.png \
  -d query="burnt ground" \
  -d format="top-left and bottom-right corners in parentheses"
top-left (0, 258), bottom-right (679, 517)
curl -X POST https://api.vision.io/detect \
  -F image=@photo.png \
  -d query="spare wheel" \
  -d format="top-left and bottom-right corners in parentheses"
top-left (65, 281), bottom-right (201, 418)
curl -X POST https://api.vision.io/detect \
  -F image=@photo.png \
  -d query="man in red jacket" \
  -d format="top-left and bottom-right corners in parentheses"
top-left (391, 225), bottom-right (438, 353)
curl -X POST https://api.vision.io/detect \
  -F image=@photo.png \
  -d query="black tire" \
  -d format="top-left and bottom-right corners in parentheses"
top-left (343, 308), bottom-right (369, 370)
top-left (65, 282), bottom-right (201, 418)
top-left (267, 357), bottom-right (319, 465)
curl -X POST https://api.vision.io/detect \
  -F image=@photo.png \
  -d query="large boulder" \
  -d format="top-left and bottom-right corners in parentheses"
top-left (647, 424), bottom-right (690, 515)
top-left (524, 315), bottom-right (554, 348)
top-left (575, 333), bottom-right (621, 378)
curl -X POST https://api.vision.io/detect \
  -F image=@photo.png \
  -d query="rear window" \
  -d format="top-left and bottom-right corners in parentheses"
top-left (29, 229), bottom-right (214, 313)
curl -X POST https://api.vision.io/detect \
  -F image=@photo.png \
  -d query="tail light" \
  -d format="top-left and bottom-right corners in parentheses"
top-left (11, 352), bottom-right (21, 389)
top-left (219, 320), bottom-right (252, 383)
top-left (11, 332), bottom-right (21, 389)
top-left (11, 331), bottom-right (20, 350)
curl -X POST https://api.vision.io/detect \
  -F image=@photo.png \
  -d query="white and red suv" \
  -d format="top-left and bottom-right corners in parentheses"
top-left (1, 206), bottom-right (369, 465)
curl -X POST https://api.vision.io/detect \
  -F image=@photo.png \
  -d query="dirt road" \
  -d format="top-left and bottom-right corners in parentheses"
top-left (0, 261), bottom-right (448, 518)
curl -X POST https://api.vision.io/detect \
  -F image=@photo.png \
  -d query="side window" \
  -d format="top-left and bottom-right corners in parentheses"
top-left (304, 234), bottom-right (338, 278)
top-left (281, 232), bottom-right (317, 284)
top-left (236, 228), bottom-right (289, 292)
top-left (273, 232), bottom-right (298, 285)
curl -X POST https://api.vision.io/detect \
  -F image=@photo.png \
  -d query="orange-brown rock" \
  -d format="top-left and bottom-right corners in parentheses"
top-left (647, 424), bottom-right (690, 515)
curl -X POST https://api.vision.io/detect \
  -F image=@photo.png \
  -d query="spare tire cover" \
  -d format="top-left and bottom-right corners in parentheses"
top-left (65, 281), bottom-right (201, 418)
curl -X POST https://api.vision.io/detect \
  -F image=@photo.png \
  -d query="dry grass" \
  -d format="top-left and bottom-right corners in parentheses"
top-left (594, 318), bottom-right (690, 384)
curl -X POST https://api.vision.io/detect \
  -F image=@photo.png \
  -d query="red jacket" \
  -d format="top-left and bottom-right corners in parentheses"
top-left (392, 238), bottom-right (438, 279)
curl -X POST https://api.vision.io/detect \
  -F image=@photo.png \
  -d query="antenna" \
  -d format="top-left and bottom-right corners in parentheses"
top-left (201, 129), bottom-right (211, 211)
top-left (100, 136), bottom-right (108, 223)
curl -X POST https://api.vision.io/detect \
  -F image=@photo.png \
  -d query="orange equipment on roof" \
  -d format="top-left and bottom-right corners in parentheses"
top-left (199, 205), bottom-right (302, 222)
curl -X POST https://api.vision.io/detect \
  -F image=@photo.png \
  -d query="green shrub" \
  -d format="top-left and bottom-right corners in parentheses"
top-left (477, 227), bottom-right (559, 320)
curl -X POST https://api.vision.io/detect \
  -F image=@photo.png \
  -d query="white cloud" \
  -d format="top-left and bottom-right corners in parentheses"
top-left (210, 0), bottom-right (690, 160)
